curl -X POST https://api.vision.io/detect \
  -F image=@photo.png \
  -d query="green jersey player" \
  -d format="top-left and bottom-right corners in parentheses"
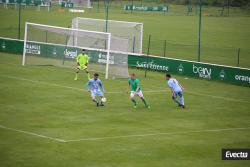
top-left (128, 73), bottom-right (150, 108)
top-left (74, 49), bottom-right (90, 80)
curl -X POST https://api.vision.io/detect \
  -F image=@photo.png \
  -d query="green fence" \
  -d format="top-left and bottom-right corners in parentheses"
top-left (0, 37), bottom-right (23, 53)
top-left (142, 36), bottom-right (250, 68)
top-left (0, 37), bottom-right (249, 86)
top-left (128, 54), bottom-right (250, 87)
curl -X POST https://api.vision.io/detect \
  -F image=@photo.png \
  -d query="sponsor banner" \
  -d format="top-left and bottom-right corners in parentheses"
top-left (124, 5), bottom-right (168, 12)
top-left (0, 37), bottom-right (23, 54)
top-left (128, 54), bottom-right (250, 86)
top-left (61, 2), bottom-right (74, 8)
top-left (26, 43), bottom-right (41, 55)
top-left (97, 52), bottom-right (114, 65)
top-left (2, 0), bottom-right (43, 6)
top-left (0, 37), bottom-right (249, 87)
top-left (25, 41), bottom-right (109, 65)
top-left (63, 48), bottom-right (78, 58)
top-left (222, 149), bottom-right (250, 160)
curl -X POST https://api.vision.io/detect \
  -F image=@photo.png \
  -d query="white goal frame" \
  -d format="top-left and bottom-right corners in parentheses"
top-left (72, 17), bottom-right (143, 54)
top-left (22, 22), bottom-right (112, 79)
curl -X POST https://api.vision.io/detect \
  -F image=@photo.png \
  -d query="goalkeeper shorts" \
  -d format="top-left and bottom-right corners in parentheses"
top-left (77, 65), bottom-right (87, 70)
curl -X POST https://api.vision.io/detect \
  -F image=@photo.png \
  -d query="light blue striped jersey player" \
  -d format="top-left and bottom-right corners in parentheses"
top-left (167, 78), bottom-right (182, 93)
top-left (87, 79), bottom-right (104, 97)
top-left (166, 74), bottom-right (185, 108)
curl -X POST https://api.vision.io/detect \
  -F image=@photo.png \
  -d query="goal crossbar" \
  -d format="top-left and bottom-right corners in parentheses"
top-left (75, 17), bottom-right (143, 25)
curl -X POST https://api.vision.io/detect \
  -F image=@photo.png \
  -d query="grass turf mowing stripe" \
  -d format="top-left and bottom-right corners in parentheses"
top-left (1, 124), bottom-right (249, 143)
top-left (0, 74), bottom-right (249, 104)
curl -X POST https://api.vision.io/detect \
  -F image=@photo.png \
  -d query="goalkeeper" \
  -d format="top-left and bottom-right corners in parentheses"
top-left (74, 49), bottom-right (90, 80)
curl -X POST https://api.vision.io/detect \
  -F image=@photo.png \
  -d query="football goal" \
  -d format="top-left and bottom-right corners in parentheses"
top-left (72, 17), bottom-right (143, 54)
top-left (22, 22), bottom-right (129, 79)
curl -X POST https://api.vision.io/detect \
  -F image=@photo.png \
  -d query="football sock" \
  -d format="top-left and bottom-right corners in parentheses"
top-left (87, 73), bottom-right (90, 80)
top-left (180, 96), bottom-right (184, 106)
top-left (173, 98), bottom-right (180, 105)
top-left (74, 73), bottom-right (78, 80)
top-left (141, 98), bottom-right (148, 107)
top-left (131, 99), bottom-right (137, 105)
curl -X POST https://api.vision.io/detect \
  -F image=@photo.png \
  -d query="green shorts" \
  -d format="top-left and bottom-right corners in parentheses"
top-left (78, 65), bottom-right (87, 70)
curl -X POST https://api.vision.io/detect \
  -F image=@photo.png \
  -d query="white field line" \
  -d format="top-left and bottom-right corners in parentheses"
top-left (0, 74), bottom-right (249, 103)
top-left (186, 91), bottom-right (249, 103)
top-left (0, 125), bottom-right (66, 143)
top-left (0, 75), bottom-right (124, 93)
top-left (65, 127), bottom-right (250, 142)
top-left (0, 124), bottom-right (249, 143)
top-left (1, 75), bottom-right (85, 92)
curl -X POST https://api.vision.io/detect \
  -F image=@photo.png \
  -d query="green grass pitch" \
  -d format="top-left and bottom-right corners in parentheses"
top-left (0, 52), bottom-right (250, 167)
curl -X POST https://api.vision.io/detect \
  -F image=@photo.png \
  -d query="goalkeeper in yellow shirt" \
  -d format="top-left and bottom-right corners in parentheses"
top-left (74, 49), bottom-right (90, 80)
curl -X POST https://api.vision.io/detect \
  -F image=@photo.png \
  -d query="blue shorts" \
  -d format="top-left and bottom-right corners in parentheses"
top-left (173, 91), bottom-right (183, 98)
top-left (91, 90), bottom-right (103, 98)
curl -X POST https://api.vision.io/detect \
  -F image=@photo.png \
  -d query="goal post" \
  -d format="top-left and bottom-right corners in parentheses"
top-left (105, 31), bottom-right (111, 80)
top-left (22, 22), bottom-right (28, 66)
top-left (22, 22), bottom-right (124, 79)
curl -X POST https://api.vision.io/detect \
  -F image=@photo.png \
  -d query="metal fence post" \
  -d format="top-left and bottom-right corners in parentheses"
top-left (197, 0), bottom-right (202, 62)
top-left (18, 1), bottom-right (21, 39)
top-left (145, 34), bottom-right (151, 78)
top-left (97, 0), bottom-right (100, 12)
top-left (45, 31), bottom-right (48, 57)
top-left (164, 0), bottom-right (167, 15)
top-left (237, 48), bottom-right (240, 67)
top-left (163, 40), bottom-right (166, 57)
top-left (131, 0), bottom-right (134, 13)
top-left (105, 0), bottom-right (109, 33)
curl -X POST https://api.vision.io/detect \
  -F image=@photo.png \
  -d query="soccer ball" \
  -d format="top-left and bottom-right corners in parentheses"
top-left (101, 97), bottom-right (107, 103)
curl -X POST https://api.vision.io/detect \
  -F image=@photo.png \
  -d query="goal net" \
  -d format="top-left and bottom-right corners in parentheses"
top-left (72, 17), bottom-right (143, 53)
top-left (22, 22), bottom-right (129, 79)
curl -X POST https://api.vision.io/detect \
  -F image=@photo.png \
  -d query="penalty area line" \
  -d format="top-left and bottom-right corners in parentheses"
top-left (0, 125), bottom-right (66, 143)
top-left (65, 127), bottom-right (250, 142)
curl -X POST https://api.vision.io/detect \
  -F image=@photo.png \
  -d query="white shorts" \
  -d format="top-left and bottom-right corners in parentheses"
top-left (130, 91), bottom-right (144, 98)
top-left (91, 90), bottom-right (103, 98)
